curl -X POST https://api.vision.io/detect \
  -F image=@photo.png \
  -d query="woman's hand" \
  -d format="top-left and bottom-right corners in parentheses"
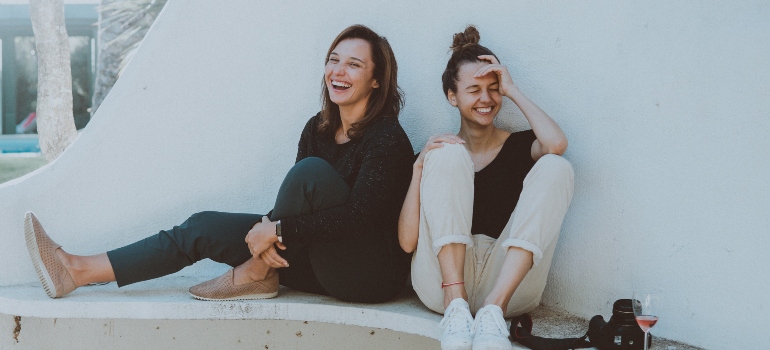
top-left (414, 134), bottom-right (465, 170)
top-left (259, 242), bottom-right (288, 268)
top-left (475, 55), bottom-right (568, 159)
top-left (474, 55), bottom-right (517, 97)
top-left (245, 216), bottom-right (279, 257)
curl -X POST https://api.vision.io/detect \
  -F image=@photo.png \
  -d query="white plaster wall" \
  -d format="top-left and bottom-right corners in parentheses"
top-left (0, 0), bottom-right (767, 348)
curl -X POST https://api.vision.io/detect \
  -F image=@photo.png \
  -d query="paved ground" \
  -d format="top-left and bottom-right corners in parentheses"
top-left (529, 307), bottom-right (704, 350)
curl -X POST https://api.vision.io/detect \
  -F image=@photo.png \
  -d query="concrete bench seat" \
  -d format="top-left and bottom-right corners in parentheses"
top-left (0, 274), bottom-right (446, 348)
top-left (0, 275), bottom-right (702, 349)
top-left (0, 275), bottom-right (441, 337)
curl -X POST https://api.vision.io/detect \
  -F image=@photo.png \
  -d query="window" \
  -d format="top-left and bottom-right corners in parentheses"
top-left (0, 4), bottom-right (97, 135)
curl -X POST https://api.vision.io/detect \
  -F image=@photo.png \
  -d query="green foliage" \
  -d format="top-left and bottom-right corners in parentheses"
top-left (98, 0), bottom-right (168, 75)
top-left (0, 155), bottom-right (47, 184)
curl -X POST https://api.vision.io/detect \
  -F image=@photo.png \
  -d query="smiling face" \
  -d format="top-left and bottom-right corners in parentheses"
top-left (324, 38), bottom-right (379, 113)
top-left (447, 61), bottom-right (502, 127)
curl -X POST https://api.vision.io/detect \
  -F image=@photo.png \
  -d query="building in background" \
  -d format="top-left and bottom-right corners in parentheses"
top-left (0, 0), bottom-right (166, 137)
top-left (0, 1), bottom-right (98, 135)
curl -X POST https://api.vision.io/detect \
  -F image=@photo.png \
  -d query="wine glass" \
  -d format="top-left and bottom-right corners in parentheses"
top-left (632, 290), bottom-right (661, 350)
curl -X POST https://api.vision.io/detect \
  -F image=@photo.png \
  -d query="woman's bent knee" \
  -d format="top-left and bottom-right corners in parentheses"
top-left (530, 154), bottom-right (574, 185)
top-left (293, 157), bottom-right (333, 172)
top-left (423, 143), bottom-right (474, 175)
top-left (283, 157), bottom-right (337, 186)
top-left (536, 154), bottom-right (572, 173)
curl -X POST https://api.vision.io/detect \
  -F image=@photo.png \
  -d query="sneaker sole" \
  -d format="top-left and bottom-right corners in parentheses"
top-left (188, 291), bottom-right (278, 301)
top-left (441, 342), bottom-right (473, 350)
top-left (24, 212), bottom-right (58, 298)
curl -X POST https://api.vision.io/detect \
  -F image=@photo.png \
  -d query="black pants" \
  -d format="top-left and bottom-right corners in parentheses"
top-left (106, 157), bottom-right (409, 303)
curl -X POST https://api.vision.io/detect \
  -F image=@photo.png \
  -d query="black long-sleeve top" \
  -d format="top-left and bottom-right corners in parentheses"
top-left (279, 113), bottom-right (414, 250)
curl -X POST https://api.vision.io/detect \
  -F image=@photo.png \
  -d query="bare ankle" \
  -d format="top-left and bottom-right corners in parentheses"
top-left (233, 260), bottom-right (272, 285)
top-left (246, 269), bottom-right (268, 282)
top-left (483, 294), bottom-right (508, 311)
top-left (443, 284), bottom-right (468, 308)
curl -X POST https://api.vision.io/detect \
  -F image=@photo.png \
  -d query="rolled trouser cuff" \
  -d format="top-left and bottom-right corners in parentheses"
top-left (432, 235), bottom-right (474, 256)
top-left (500, 238), bottom-right (544, 267)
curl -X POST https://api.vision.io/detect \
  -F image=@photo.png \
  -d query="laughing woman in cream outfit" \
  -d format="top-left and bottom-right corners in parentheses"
top-left (398, 26), bottom-right (574, 350)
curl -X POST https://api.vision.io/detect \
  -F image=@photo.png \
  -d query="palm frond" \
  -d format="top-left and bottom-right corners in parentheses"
top-left (96, 0), bottom-right (167, 74)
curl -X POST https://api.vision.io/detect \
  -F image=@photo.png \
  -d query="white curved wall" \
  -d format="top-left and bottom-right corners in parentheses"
top-left (1, 1), bottom-right (768, 348)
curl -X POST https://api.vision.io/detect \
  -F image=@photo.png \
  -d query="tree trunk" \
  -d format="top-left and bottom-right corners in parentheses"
top-left (29, 0), bottom-right (78, 161)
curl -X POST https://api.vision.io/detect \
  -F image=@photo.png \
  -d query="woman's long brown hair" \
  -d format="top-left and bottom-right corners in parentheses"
top-left (318, 25), bottom-right (404, 140)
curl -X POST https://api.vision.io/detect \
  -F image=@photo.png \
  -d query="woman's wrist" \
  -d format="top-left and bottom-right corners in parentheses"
top-left (505, 85), bottom-right (524, 102)
top-left (260, 223), bottom-right (280, 243)
top-left (412, 163), bottom-right (424, 175)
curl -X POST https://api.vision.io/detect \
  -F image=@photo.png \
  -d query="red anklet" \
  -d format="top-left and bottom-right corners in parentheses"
top-left (441, 281), bottom-right (465, 288)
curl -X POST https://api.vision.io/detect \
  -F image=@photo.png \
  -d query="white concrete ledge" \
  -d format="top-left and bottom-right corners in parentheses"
top-left (0, 275), bottom-right (443, 340)
top-left (0, 276), bottom-right (703, 349)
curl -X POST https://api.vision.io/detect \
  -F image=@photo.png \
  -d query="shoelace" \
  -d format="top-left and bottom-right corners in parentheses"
top-left (472, 307), bottom-right (509, 337)
top-left (440, 303), bottom-right (473, 335)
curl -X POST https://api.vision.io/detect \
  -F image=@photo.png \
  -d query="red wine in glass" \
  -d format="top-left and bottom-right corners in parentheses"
top-left (632, 291), bottom-right (661, 350)
top-left (635, 315), bottom-right (658, 332)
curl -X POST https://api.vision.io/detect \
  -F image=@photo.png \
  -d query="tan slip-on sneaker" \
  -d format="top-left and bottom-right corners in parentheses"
top-left (24, 212), bottom-right (77, 298)
top-left (189, 269), bottom-right (279, 301)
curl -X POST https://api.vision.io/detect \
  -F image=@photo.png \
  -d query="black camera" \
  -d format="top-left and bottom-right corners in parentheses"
top-left (587, 299), bottom-right (652, 349)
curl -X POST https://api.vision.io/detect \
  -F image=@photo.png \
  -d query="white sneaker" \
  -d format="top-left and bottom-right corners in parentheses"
top-left (472, 305), bottom-right (512, 350)
top-left (439, 298), bottom-right (474, 350)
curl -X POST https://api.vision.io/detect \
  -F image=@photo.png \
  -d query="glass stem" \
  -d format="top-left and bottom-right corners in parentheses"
top-left (644, 330), bottom-right (649, 350)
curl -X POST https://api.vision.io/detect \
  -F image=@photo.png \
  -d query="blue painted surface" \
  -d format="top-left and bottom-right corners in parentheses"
top-left (0, 135), bottom-right (40, 153)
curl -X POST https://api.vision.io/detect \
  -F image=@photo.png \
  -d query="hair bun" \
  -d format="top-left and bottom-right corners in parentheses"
top-left (450, 25), bottom-right (480, 53)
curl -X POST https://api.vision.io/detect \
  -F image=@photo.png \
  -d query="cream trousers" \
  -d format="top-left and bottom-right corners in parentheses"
top-left (411, 143), bottom-right (574, 317)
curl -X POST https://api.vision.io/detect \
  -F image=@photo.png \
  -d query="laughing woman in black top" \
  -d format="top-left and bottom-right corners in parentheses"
top-left (24, 25), bottom-right (413, 303)
top-left (398, 26), bottom-right (575, 349)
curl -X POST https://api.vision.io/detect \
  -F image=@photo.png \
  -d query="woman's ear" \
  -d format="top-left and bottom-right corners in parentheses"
top-left (372, 80), bottom-right (380, 89)
top-left (447, 90), bottom-right (458, 107)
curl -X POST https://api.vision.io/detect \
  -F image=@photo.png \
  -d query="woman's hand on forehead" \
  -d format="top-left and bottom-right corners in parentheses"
top-left (474, 55), bottom-right (516, 96)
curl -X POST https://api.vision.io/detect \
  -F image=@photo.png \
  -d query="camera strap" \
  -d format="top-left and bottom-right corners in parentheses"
top-left (509, 313), bottom-right (593, 350)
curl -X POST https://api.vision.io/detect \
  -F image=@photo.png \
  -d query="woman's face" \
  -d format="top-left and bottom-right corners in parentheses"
top-left (447, 61), bottom-right (502, 126)
top-left (325, 38), bottom-right (379, 111)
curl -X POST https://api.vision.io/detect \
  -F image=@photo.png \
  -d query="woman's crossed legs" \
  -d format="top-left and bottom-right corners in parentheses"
top-left (28, 157), bottom-right (406, 303)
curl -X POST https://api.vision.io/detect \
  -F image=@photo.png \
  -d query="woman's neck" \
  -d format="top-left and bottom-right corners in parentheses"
top-left (338, 103), bottom-right (368, 137)
top-left (457, 121), bottom-right (503, 154)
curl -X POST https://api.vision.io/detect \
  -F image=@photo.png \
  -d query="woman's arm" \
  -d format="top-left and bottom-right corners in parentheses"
top-left (398, 134), bottom-right (465, 253)
top-left (475, 55), bottom-right (568, 160)
top-left (397, 165), bottom-right (423, 253)
top-left (507, 87), bottom-right (567, 160)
